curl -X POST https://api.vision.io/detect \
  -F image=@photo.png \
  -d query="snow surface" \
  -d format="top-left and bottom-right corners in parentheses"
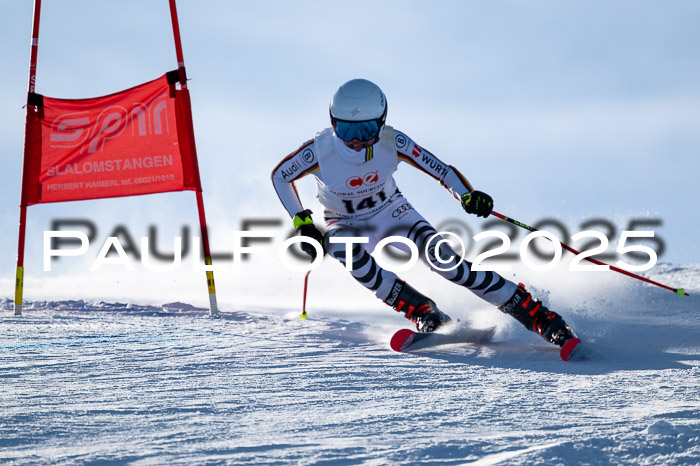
top-left (1, 264), bottom-right (699, 465)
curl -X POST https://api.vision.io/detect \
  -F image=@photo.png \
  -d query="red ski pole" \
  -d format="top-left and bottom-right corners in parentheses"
top-left (491, 211), bottom-right (688, 297)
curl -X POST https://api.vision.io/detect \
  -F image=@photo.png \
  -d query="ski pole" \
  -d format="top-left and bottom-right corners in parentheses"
top-left (491, 211), bottom-right (688, 297)
top-left (300, 270), bottom-right (311, 319)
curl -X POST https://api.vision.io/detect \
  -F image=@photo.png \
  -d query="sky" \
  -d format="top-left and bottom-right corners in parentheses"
top-left (1, 1), bottom-right (699, 307)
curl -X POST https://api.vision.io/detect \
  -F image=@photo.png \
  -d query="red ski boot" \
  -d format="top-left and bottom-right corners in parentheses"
top-left (498, 283), bottom-right (577, 347)
top-left (385, 280), bottom-right (452, 332)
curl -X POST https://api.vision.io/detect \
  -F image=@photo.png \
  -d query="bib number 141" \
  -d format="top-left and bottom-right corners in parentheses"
top-left (342, 190), bottom-right (387, 214)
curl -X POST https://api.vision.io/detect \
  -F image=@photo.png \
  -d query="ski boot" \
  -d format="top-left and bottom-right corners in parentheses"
top-left (384, 279), bottom-right (452, 332)
top-left (498, 283), bottom-right (576, 347)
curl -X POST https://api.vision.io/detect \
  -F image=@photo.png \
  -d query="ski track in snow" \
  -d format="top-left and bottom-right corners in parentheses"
top-left (1, 265), bottom-right (700, 465)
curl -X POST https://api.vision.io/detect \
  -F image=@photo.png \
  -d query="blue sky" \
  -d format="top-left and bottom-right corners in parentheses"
top-left (1, 1), bottom-right (699, 304)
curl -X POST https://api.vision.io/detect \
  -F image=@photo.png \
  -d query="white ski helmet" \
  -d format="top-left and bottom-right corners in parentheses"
top-left (330, 79), bottom-right (387, 142)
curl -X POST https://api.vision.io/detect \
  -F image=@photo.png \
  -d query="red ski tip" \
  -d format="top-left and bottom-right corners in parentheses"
top-left (560, 338), bottom-right (582, 361)
top-left (390, 328), bottom-right (416, 352)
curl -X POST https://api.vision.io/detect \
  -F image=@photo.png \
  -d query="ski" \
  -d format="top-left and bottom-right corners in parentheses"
top-left (390, 327), bottom-right (584, 362)
top-left (560, 337), bottom-right (583, 361)
top-left (390, 326), bottom-right (496, 352)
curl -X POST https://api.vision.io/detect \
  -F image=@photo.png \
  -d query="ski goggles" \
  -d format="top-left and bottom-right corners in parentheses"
top-left (333, 118), bottom-right (383, 142)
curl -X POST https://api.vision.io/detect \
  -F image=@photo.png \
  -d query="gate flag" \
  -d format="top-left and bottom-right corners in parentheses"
top-left (15, 0), bottom-right (219, 317)
top-left (23, 71), bottom-right (200, 205)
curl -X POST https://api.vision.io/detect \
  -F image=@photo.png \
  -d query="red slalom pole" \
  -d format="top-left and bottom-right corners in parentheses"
top-left (14, 0), bottom-right (43, 316)
top-left (168, 0), bottom-right (219, 316)
top-left (300, 270), bottom-right (311, 319)
top-left (491, 211), bottom-right (688, 297)
top-left (168, 0), bottom-right (187, 86)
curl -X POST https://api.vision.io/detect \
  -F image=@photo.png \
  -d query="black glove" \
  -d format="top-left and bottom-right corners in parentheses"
top-left (461, 190), bottom-right (493, 218)
top-left (293, 209), bottom-right (325, 259)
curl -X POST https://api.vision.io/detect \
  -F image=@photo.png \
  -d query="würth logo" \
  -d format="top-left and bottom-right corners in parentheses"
top-left (412, 144), bottom-right (422, 158)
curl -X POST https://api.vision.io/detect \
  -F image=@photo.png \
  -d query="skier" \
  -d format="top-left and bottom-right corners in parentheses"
top-left (271, 78), bottom-right (576, 348)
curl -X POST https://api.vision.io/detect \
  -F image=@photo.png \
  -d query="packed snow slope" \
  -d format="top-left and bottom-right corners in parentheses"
top-left (1, 263), bottom-right (699, 465)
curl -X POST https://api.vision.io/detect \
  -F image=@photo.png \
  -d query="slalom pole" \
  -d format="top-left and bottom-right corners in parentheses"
top-left (14, 0), bottom-right (43, 316)
top-left (168, 0), bottom-right (219, 317)
top-left (491, 211), bottom-right (688, 297)
top-left (300, 270), bottom-right (311, 319)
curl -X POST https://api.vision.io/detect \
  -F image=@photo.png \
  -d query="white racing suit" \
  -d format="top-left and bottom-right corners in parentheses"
top-left (271, 125), bottom-right (518, 307)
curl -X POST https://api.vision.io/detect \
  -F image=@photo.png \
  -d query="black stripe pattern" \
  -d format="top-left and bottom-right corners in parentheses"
top-left (331, 245), bottom-right (385, 292)
top-left (325, 220), bottom-right (516, 307)
top-left (406, 221), bottom-right (507, 302)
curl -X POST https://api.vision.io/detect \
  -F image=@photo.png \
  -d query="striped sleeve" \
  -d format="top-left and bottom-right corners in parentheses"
top-left (394, 130), bottom-right (474, 200)
top-left (271, 139), bottom-right (320, 218)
